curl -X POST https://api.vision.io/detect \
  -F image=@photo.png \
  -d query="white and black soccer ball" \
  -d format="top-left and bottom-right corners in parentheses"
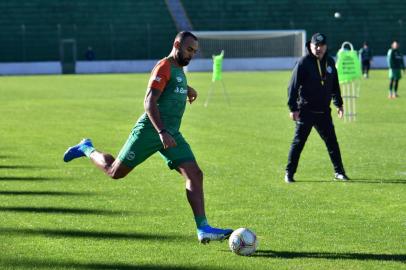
top-left (228, 228), bottom-right (258, 256)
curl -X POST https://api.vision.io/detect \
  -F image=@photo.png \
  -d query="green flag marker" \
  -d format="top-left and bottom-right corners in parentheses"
top-left (212, 50), bottom-right (224, 82)
top-left (336, 43), bottom-right (362, 84)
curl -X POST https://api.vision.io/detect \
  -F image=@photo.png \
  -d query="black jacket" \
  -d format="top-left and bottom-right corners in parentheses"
top-left (287, 41), bottom-right (343, 113)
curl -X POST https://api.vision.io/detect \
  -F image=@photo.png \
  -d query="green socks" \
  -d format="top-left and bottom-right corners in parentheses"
top-left (194, 216), bottom-right (209, 229)
top-left (80, 145), bottom-right (95, 157)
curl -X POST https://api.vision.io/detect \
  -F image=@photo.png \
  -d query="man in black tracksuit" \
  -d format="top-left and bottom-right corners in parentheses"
top-left (284, 33), bottom-right (349, 183)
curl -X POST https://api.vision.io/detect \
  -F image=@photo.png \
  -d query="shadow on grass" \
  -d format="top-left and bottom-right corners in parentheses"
top-left (0, 259), bottom-right (222, 270)
top-left (253, 250), bottom-right (406, 262)
top-left (348, 178), bottom-right (406, 184)
top-left (0, 165), bottom-right (51, 169)
top-left (0, 176), bottom-right (63, 181)
top-left (296, 180), bottom-right (332, 183)
top-left (0, 206), bottom-right (127, 216)
top-left (0, 190), bottom-right (94, 196)
top-left (298, 178), bottom-right (406, 184)
top-left (0, 155), bottom-right (16, 159)
top-left (0, 227), bottom-right (187, 241)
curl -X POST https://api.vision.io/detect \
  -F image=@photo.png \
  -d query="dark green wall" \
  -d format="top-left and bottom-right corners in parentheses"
top-left (0, 0), bottom-right (177, 62)
top-left (183, 0), bottom-right (406, 56)
top-left (1, 1), bottom-right (405, 62)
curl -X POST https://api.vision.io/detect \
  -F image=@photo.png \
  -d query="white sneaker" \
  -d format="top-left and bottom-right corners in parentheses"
top-left (334, 173), bottom-right (350, 181)
top-left (284, 173), bottom-right (295, 183)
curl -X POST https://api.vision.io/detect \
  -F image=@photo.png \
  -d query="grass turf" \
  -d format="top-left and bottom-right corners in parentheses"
top-left (0, 70), bottom-right (405, 270)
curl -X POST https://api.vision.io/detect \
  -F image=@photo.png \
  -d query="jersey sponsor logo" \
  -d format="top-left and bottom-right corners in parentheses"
top-left (174, 86), bottom-right (187, 94)
top-left (327, 66), bottom-right (332, 74)
top-left (127, 151), bottom-right (135, 160)
top-left (153, 76), bottom-right (162, 82)
top-left (176, 76), bottom-right (183, 83)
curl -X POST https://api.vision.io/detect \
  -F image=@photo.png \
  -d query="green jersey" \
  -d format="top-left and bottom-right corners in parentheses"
top-left (137, 58), bottom-right (188, 133)
top-left (387, 48), bottom-right (405, 70)
top-left (117, 58), bottom-right (195, 169)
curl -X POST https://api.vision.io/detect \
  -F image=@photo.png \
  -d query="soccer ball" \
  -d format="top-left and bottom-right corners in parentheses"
top-left (228, 228), bottom-right (258, 256)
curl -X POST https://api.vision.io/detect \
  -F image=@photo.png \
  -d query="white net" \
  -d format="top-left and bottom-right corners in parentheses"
top-left (192, 30), bottom-right (306, 58)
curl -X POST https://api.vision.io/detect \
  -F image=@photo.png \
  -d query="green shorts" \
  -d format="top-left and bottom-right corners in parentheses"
top-left (117, 125), bottom-right (195, 170)
top-left (389, 69), bottom-right (402, 80)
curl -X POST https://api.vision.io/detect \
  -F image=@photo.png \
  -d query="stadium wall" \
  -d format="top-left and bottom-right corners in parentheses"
top-left (183, 0), bottom-right (406, 56)
top-left (0, 56), bottom-right (395, 75)
top-left (1, 0), bottom-right (405, 75)
top-left (1, 1), bottom-right (405, 63)
top-left (0, 0), bottom-right (177, 62)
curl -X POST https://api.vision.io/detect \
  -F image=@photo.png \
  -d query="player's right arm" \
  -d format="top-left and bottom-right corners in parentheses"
top-left (144, 60), bottom-right (176, 149)
top-left (144, 88), bottom-right (177, 149)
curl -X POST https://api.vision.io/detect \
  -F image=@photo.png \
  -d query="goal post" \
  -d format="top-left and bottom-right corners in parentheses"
top-left (192, 30), bottom-right (306, 59)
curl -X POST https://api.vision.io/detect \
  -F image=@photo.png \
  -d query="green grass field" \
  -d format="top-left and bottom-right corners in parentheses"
top-left (0, 70), bottom-right (405, 270)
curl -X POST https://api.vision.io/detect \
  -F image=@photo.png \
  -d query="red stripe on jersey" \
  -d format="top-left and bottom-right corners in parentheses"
top-left (148, 59), bottom-right (171, 92)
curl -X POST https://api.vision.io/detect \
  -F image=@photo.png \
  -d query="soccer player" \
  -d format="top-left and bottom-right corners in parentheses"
top-left (359, 41), bottom-right (373, 78)
top-left (63, 31), bottom-right (232, 244)
top-left (387, 40), bottom-right (405, 98)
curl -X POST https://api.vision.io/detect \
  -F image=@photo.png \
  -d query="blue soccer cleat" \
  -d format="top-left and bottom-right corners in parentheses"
top-left (197, 225), bottom-right (233, 244)
top-left (63, 138), bottom-right (93, 162)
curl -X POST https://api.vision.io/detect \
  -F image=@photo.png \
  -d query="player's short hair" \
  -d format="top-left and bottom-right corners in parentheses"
top-left (175, 31), bottom-right (198, 44)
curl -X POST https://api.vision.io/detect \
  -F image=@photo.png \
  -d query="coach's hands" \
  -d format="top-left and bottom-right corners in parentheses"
top-left (187, 86), bottom-right (198, 104)
top-left (290, 111), bottom-right (300, 121)
top-left (159, 131), bottom-right (177, 149)
top-left (337, 107), bottom-right (344, 119)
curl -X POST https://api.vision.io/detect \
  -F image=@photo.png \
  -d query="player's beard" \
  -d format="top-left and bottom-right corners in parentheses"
top-left (177, 50), bottom-right (191, 66)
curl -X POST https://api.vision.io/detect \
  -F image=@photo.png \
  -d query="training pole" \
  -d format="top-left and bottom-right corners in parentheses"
top-left (204, 50), bottom-right (230, 107)
top-left (341, 81), bottom-right (358, 122)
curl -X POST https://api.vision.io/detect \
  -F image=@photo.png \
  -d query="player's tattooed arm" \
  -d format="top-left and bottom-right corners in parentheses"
top-left (144, 88), bottom-right (164, 131)
top-left (144, 88), bottom-right (176, 148)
